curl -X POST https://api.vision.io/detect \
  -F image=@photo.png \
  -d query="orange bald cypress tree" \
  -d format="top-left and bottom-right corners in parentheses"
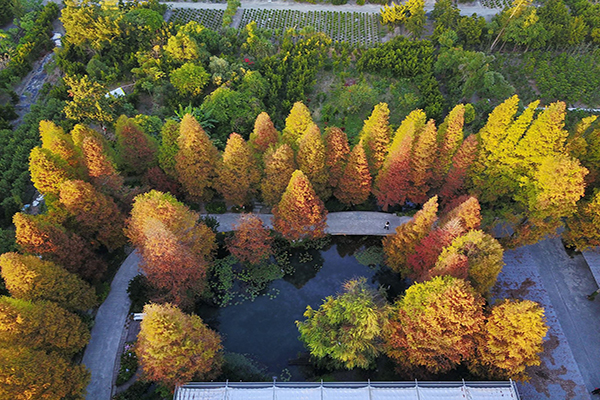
top-left (136, 303), bottom-right (222, 389)
top-left (139, 219), bottom-right (208, 307)
top-left (175, 114), bottom-right (220, 202)
top-left (433, 104), bottom-right (465, 187)
top-left (0, 252), bottom-right (97, 312)
top-left (272, 170), bottom-right (327, 241)
top-left (335, 143), bottom-right (372, 206)
top-left (261, 143), bottom-right (297, 207)
top-left (127, 190), bottom-right (216, 264)
top-left (297, 124), bottom-right (329, 200)
top-left (324, 127), bottom-right (350, 191)
top-left (383, 196), bottom-right (438, 275)
top-left (249, 112), bottom-right (279, 157)
top-left (469, 299), bottom-right (548, 380)
top-left (440, 196), bottom-right (482, 231)
top-left (58, 180), bottom-right (126, 250)
top-left (374, 133), bottom-right (413, 211)
top-left (227, 214), bottom-right (273, 265)
top-left (114, 116), bottom-right (158, 175)
top-left (0, 346), bottom-right (89, 400)
top-left (39, 120), bottom-right (85, 177)
top-left (29, 147), bottom-right (76, 196)
top-left (359, 103), bottom-right (391, 176)
top-left (216, 133), bottom-right (261, 206)
top-left (219, 133), bottom-right (261, 205)
top-left (385, 276), bottom-right (485, 374)
top-left (439, 135), bottom-right (478, 205)
top-left (282, 102), bottom-right (313, 148)
top-left (409, 119), bottom-right (438, 204)
top-left (13, 213), bottom-right (107, 281)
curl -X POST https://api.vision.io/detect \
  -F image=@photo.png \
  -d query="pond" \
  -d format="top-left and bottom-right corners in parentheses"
top-left (203, 236), bottom-right (405, 381)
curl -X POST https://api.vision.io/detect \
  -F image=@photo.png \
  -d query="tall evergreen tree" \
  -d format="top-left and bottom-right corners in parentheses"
top-left (261, 144), bottom-right (297, 207)
top-left (249, 112), bottom-right (279, 157)
top-left (216, 133), bottom-right (261, 206)
top-left (158, 119), bottom-right (181, 179)
top-left (335, 143), bottom-right (372, 206)
top-left (273, 170), bottom-right (328, 241)
top-left (324, 127), bottom-right (351, 191)
top-left (175, 114), bottom-right (220, 202)
top-left (359, 103), bottom-right (392, 176)
top-left (297, 123), bottom-right (329, 200)
top-left (282, 102), bottom-right (313, 149)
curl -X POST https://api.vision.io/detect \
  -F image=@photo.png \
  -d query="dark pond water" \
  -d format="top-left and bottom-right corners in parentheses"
top-left (205, 236), bottom-right (402, 380)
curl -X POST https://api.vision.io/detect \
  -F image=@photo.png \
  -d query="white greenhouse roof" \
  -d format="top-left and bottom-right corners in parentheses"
top-left (174, 381), bottom-right (520, 400)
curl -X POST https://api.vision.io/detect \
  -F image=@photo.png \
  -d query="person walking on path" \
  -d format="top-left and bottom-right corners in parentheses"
top-left (591, 387), bottom-right (600, 395)
top-left (384, 221), bottom-right (390, 230)
top-left (588, 288), bottom-right (600, 301)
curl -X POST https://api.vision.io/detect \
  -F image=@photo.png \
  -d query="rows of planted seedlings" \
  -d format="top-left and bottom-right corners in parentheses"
top-left (480, 0), bottom-right (510, 8)
top-left (239, 9), bottom-right (381, 46)
top-left (169, 8), bottom-right (226, 30)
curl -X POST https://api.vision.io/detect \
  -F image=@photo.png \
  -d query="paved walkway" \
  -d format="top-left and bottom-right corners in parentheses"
top-left (82, 251), bottom-right (140, 400)
top-left (211, 211), bottom-right (412, 235)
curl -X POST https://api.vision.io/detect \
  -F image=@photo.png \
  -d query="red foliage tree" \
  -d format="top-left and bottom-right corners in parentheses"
top-left (439, 135), bottom-right (479, 206)
top-left (58, 180), bottom-right (126, 251)
top-left (324, 127), bottom-right (350, 191)
top-left (13, 213), bottom-right (107, 281)
top-left (114, 116), bottom-right (158, 175)
top-left (374, 132), bottom-right (413, 211)
top-left (249, 112), bottom-right (279, 157)
top-left (227, 214), bottom-right (273, 265)
top-left (335, 143), bottom-right (372, 206)
top-left (409, 119), bottom-right (438, 204)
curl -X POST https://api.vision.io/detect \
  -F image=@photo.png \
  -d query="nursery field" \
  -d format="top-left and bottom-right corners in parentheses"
top-left (168, 8), bottom-right (225, 30)
top-left (479, 0), bottom-right (510, 8)
top-left (240, 9), bottom-right (383, 46)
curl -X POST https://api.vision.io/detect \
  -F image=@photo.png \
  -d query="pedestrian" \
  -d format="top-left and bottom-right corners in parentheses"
top-left (592, 387), bottom-right (600, 395)
top-left (384, 221), bottom-right (390, 230)
top-left (588, 289), bottom-right (600, 301)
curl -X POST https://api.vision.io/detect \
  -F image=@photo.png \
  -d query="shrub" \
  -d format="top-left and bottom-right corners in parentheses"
top-left (206, 201), bottom-right (227, 214)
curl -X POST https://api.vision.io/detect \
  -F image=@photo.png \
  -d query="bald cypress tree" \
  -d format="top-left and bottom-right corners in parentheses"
top-left (297, 124), bottom-right (329, 200)
top-left (336, 143), bottom-right (372, 206)
top-left (273, 170), bottom-right (327, 241)
top-left (409, 119), bottom-right (438, 204)
top-left (216, 133), bottom-right (261, 206)
top-left (261, 144), bottom-right (297, 207)
top-left (433, 104), bottom-right (465, 188)
top-left (359, 103), bottom-right (392, 176)
top-left (175, 114), bottom-right (220, 202)
top-left (383, 196), bottom-right (438, 275)
top-left (282, 102), bottom-right (313, 149)
top-left (158, 119), bottom-right (181, 179)
top-left (249, 112), bottom-right (279, 157)
top-left (29, 147), bottom-right (76, 196)
top-left (40, 120), bottom-right (85, 177)
top-left (114, 115), bottom-right (158, 175)
top-left (439, 135), bottom-right (478, 205)
top-left (324, 127), bottom-right (351, 192)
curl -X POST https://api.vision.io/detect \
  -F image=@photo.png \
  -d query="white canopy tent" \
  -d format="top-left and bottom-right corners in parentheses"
top-left (174, 381), bottom-right (520, 400)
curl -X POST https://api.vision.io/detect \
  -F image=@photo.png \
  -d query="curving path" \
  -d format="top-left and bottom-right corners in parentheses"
top-left (81, 211), bottom-right (408, 400)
